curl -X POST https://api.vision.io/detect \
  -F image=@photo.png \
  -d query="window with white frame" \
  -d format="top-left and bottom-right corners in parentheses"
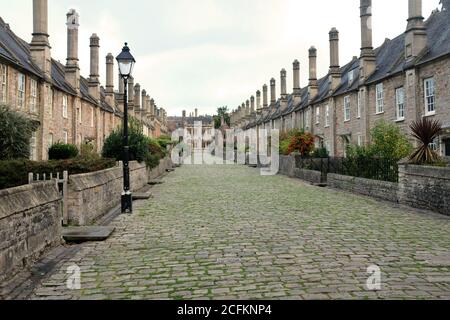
top-left (348, 70), bottom-right (354, 85)
top-left (48, 133), bottom-right (53, 150)
top-left (48, 87), bottom-right (53, 118)
top-left (63, 129), bottom-right (68, 144)
top-left (325, 105), bottom-right (330, 127)
top-left (315, 106), bottom-right (320, 124)
top-left (357, 91), bottom-right (362, 118)
top-left (358, 135), bottom-right (364, 146)
top-left (17, 73), bottom-right (26, 108)
top-left (1, 64), bottom-right (7, 104)
top-left (30, 79), bottom-right (37, 113)
top-left (429, 138), bottom-right (439, 152)
top-left (30, 131), bottom-right (37, 161)
top-left (424, 77), bottom-right (435, 115)
top-left (376, 83), bottom-right (384, 114)
top-left (344, 96), bottom-right (351, 122)
top-left (62, 95), bottom-right (68, 118)
top-left (395, 87), bottom-right (405, 120)
top-left (91, 106), bottom-right (95, 127)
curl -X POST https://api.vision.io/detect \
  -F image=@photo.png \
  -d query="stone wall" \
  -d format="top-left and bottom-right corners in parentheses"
top-left (279, 155), bottom-right (296, 177)
top-left (149, 157), bottom-right (174, 181)
top-left (67, 161), bottom-right (148, 226)
top-left (0, 181), bottom-right (62, 281)
top-left (293, 168), bottom-right (324, 184)
top-left (327, 173), bottom-right (399, 203)
top-left (398, 164), bottom-right (450, 216)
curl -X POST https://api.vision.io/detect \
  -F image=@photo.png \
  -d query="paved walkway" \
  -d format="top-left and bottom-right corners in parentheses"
top-left (5, 164), bottom-right (450, 299)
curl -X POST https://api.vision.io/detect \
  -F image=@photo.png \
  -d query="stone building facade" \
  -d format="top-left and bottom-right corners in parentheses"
top-left (0, 0), bottom-right (168, 161)
top-left (231, 0), bottom-right (450, 158)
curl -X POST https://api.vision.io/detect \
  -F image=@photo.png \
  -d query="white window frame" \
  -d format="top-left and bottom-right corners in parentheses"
top-left (17, 73), bottom-right (26, 109)
top-left (62, 95), bottom-right (68, 119)
top-left (357, 91), bottom-right (362, 119)
top-left (1, 64), bottom-right (7, 104)
top-left (429, 138), bottom-right (439, 152)
top-left (325, 105), bottom-right (330, 127)
top-left (344, 95), bottom-right (351, 122)
top-left (424, 77), bottom-right (436, 116)
top-left (91, 106), bottom-right (95, 127)
top-left (63, 129), bottom-right (68, 144)
top-left (315, 106), bottom-right (320, 125)
top-left (30, 79), bottom-right (38, 113)
top-left (30, 131), bottom-right (37, 161)
top-left (376, 83), bottom-right (384, 114)
top-left (348, 70), bottom-right (354, 85)
top-left (395, 87), bottom-right (405, 120)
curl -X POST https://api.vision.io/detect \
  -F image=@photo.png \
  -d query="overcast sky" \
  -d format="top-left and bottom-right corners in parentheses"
top-left (1, 0), bottom-right (440, 116)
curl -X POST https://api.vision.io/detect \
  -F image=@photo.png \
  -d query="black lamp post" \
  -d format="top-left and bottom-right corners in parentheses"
top-left (116, 43), bottom-right (136, 213)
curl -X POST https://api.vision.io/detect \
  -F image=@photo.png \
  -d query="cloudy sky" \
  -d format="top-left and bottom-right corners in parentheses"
top-left (1, 0), bottom-right (440, 116)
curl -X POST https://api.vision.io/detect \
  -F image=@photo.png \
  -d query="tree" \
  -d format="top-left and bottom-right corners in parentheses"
top-left (214, 106), bottom-right (231, 129)
top-left (0, 105), bottom-right (38, 160)
top-left (409, 117), bottom-right (442, 165)
top-left (102, 118), bottom-right (149, 163)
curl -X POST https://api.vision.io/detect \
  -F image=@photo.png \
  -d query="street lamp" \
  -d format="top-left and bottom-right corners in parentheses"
top-left (116, 43), bottom-right (136, 213)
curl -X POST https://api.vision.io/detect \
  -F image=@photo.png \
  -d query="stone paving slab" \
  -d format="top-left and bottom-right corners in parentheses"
top-left (3, 164), bottom-right (450, 300)
top-left (62, 227), bottom-right (116, 243)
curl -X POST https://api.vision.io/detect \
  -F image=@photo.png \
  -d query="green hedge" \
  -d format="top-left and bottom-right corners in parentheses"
top-left (48, 143), bottom-right (79, 160)
top-left (0, 158), bottom-right (116, 190)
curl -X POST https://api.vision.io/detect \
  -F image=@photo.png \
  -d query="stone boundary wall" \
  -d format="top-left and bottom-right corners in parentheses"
top-left (0, 181), bottom-right (62, 281)
top-left (294, 168), bottom-right (324, 184)
top-left (67, 158), bottom-right (174, 226)
top-left (327, 174), bottom-right (399, 203)
top-left (279, 155), bottom-right (296, 177)
top-left (398, 164), bottom-right (450, 216)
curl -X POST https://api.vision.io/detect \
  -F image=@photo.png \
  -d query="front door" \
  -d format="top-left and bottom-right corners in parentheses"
top-left (445, 139), bottom-right (450, 156)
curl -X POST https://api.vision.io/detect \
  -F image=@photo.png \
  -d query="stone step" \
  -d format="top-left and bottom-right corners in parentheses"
top-left (132, 192), bottom-right (153, 200)
top-left (62, 226), bottom-right (115, 243)
top-left (148, 180), bottom-right (164, 186)
top-left (166, 168), bottom-right (175, 172)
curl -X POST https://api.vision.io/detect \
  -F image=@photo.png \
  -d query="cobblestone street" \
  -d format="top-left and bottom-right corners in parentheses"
top-left (5, 164), bottom-right (450, 300)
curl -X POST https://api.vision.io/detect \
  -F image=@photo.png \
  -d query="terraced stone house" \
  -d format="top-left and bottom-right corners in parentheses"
top-left (232, 0), bottom-right (450, 158)
top-left (0, 0), bottom-right (168, 161)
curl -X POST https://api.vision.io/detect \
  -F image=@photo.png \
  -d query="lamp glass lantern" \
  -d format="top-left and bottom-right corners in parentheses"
top-left (116, 43), bottom-right (136, 79)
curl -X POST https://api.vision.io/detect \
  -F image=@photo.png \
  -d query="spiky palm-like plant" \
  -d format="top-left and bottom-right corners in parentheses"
top-left (409, 117), bottom-right (442, 165)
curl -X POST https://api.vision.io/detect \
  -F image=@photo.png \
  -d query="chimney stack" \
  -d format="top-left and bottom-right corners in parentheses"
top-left (30, 0), bottom-right (51, 78)
top-left (263, 84), bottom-right (268, 109)
top-left (270, 78), bottom-right (276, 104)
top-left (250, 96), bottom-right (255, 113)
top-left (88, 33), bottom-right (100, 101)
top-left (182, 110), bottom-right (186, 118)
top-left (246, 100), bottom-right (250, 117)
top-left (280, 69), bottom-right (288, 109)
top-left (141, 90), bottom-right (147, 113)
top-left (293, 60), bottom-right (301, 104)
top-left (308, 47), bottom-right (318, 99)
top-left (105, 53), bottom-right (114, 97)
top-left (359, 0), bottom-right (376, 81)
top-left (256, 90), bottom-right (262, 112)
top-left (128, 76), bottom-right (134, 105)
top-left (329, 28), bottom-right (341, 90)
top-left (405, 0), bottom-right (427, 59)
top-left (195, 108), bottom-right (198, 118)
top-left (65, 9), bottom-right (80, 92)
top-left (134, 84), bottom-right (141, 109)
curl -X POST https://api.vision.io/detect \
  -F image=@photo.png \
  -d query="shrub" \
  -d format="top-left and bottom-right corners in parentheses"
top-left (102, 119), bottom-right (149, 163)
top-left (156, 137), bottom-right (172, 150)
top-left (288, 131), bottom-right (315, 156)
top-left (279, 139), bottom-right (291, 156)
top-left (369, 120), bottom-right (413, 161)
top-left (0, 105), bottom-right (39, 160)
top-left (409, 117), bottom-right (443, 165)
top-left (48, 143), bottom-right (79, 160)
top-left (312, 147), bottom-right (329, 158)
top-left (0, 158), bottom-right (116, 190)
top-left (79, 141), bottom-right (100, 160)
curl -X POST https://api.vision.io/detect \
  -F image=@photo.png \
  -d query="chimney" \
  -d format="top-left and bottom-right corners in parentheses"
top-left (246, 100), bottom-right (250, 117)
top-left (308, 47), bottom-right (318, 99)
top-left (293, 60), bottom-right (301, 104)
top-left (134, 84), bottom-right (141, 109)
top-left (256, 90), bottom-right (262, 112)
top-left (405, 0), bottom-right (427, 60)
top-left (270, 78), bottom-right (276, 104)
top-left (359, 0), bottom-right (376, 81)
top-left (150, 98), bottom-right (155, 116)
top-left (195, 108), bottom-right (198, 118)
top-left (241, 103), bottom-right (246, 119)
top-left (280, 69), bottom-right (288, 109)
top-left (182, 110), bottom-right (186, 118)
top-left (128, 76), bottom-right (135, 108)
top-left (105, 53), bottom-right (114, 96)
top-left (250, 96), bottom-right (255, 113)
top-left (141, 89), bottom-right (147, 113)
top-left (329, 28), bottom-right (341, 91)
top-left (88, 33), bottom-right (100, 101)
top-left (263, 84), bottom-right (268, 109)
top-left (30, 0), bottom-right (51, 78)
top-left (65, 9), bottom-right (80, 92)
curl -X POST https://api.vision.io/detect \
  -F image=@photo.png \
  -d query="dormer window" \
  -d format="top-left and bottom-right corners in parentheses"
top-left (348, 70), bottom-right (354, 86)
